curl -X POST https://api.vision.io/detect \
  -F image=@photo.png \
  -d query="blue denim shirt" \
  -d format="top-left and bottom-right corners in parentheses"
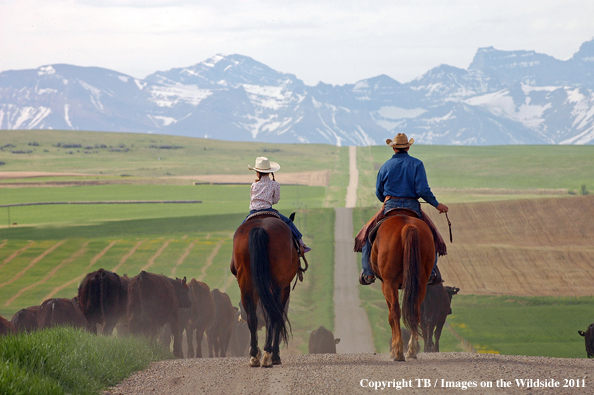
top-left (375, 152), bottom-right (439, 207)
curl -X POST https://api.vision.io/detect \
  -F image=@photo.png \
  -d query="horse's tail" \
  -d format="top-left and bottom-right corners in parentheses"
top-left (401, 224), bottom-right (422, 337)
top-left (249, 227), bottom-right (289, 344)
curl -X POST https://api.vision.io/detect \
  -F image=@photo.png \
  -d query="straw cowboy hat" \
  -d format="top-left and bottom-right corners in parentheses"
top-left (248, 156), bottom-right (280, 173)
top-left (386, 133), bottom-right (414, 148)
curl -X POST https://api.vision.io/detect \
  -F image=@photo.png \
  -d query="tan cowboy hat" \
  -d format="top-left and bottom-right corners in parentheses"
top-left (248, 156), bottom-right (280, 173)
top-left (386, 133), bottom-right (414, 148)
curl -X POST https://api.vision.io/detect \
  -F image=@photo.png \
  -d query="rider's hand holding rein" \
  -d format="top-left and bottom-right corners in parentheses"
top-left (436, 203), bottom-right (449, 214)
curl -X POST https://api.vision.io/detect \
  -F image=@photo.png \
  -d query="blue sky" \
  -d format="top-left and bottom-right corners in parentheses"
top-left (1, 0), bottom-right (593, 86)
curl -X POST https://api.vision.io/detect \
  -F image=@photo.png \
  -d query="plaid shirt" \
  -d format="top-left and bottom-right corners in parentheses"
top-left (249, 176), bottom-right (280, 210)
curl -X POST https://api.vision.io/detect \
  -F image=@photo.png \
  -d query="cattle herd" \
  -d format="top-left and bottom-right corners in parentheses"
top-left (1, 270), bottom-right (591, 358)
top-left (0, 268), bottom-right (341, 358)
top-left (0, 269), bottom-right (253, 358)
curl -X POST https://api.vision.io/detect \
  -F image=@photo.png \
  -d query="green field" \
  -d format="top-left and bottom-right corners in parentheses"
top-left (0, 129), bottom-right (344, 178)
top-left (356, 145), bottom-right (594, 206)
top-left (2, 129), bottom-right (594, 361)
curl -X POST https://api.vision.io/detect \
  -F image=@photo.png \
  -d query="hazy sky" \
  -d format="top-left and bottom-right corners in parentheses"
top-left (1, 0), bottom-right (593, 86)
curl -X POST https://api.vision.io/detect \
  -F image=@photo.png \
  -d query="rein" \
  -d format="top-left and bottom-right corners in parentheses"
top-left (445, 212), bottom-right (453, 243)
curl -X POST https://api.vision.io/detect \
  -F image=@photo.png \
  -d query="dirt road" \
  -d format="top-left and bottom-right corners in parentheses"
top-left (107, 352), bottom-right (592, 395)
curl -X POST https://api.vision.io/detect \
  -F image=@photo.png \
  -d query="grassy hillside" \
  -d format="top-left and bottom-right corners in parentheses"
top-left (356, 145), bottom-right (594, 205)
top-left (0, 130), bottom-right (344, 178)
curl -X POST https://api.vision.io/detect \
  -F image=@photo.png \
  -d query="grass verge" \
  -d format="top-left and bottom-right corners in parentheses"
top-left (0, 326), bottom-right (171, 395)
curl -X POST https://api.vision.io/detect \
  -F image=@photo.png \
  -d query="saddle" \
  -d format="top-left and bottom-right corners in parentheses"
top-left (367, 208), bottom-right (419, 247)
top-left (238, 210), bottom-right (308, 290)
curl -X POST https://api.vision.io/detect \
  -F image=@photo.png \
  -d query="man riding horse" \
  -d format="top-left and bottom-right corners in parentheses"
top-left (355, 133), bottom-right (449, 286)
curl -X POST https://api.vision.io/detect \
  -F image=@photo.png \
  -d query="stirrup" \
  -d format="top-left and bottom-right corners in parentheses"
top-left (359, 270), bottom-right (375, 285)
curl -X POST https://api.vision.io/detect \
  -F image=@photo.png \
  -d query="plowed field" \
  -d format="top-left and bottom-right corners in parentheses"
top-left (424, 195), bottom-right (594, 296)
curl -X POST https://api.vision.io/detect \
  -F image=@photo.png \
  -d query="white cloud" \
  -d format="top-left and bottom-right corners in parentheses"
top-left (0, 0), bottom-right (593, 85)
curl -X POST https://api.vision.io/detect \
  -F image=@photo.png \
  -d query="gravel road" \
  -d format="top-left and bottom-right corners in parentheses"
top-left (106, 352), bottom-right (592, 395)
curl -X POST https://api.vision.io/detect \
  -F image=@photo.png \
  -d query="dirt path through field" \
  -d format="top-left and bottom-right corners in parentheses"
top-left (43, 240), bottom-right (119, 300)
top-left (0, 240), bottom-right (66, 291)
top-left (333, 146), bottom-right (374, 353)
top-left (141, 240), bottom-right (172, 272)
top-left (111, 241), bottom-right (143, 273)
top-left (0, 241), bottom-right (34, 271)
top-left (197, 238), bottom-right (225, 282)
top-left (5, 242), bottom-right (89, 307)
top-left (171, 241), bottom-right (196, 278)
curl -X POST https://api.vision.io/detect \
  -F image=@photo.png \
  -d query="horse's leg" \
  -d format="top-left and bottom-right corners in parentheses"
top-left (244, 296), bottom-right (261, 367)
top-left (271, 287), bottom-right (290, 365)
top-left (261, 318), bottom-right (275, 368)
top-left (383, 282), bottom-right (405, 361)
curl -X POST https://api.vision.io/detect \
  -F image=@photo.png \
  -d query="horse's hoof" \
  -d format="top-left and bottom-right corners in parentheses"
top-left (261, 351), bottom-right (273, 368)
top-left (272, 357), bottom-right (282, 365)
top-left (393, 354), bottom-right (406, 362)
top-left (405, 352), bottom-right (417, 360)
top-left (249, 356), bottom-right (260, 367)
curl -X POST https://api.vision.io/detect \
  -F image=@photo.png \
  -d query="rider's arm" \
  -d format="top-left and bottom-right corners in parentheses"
top-left (375, 168), bottom-right (386, 202)
top-left (414, 162), bottom-right (439, 208)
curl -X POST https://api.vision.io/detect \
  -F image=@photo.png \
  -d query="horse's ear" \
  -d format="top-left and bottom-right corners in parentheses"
top-left (579, 331), bottom-right (586, 337)
top-left (183, 276), bottom-right (187, 284)
top-left (289, 212), bottom-right (296, 222)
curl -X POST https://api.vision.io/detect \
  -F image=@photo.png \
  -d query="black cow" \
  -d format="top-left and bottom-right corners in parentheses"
top-left (308, 325), bottom-right (341, 354)
top-left (78, 269), bottom-right (128, 335)
top-left (420, 284), bottom-right (460, 352)
top-left (578, 323), bottom-right (594, 358)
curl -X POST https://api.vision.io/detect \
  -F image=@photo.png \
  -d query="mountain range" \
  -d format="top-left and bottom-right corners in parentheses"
top-left (1, 39), bottom-right (594, 146)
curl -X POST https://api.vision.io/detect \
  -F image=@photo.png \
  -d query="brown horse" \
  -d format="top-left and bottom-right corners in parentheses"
top-left (370, 211), bottom-right (435, 361)
top-left (232, 214), bottom-right (299, 367)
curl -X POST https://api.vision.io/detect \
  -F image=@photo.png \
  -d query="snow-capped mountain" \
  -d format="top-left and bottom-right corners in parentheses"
top-left (2, 40), bottom-right (594, 145)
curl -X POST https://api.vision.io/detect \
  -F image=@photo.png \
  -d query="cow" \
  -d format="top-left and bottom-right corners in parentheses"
top-left (578, 323), bottom-right (594, 358)
top-left (308, 325), bottom-right (341, 354)
top-left (78, 269), bottom-right (129, 335)
top-left (11, 305), bottom-right (40, 333)
top-left (205, 289), bottom-right (234, 357)
top-left (187, 279), bottom-right (215, 358)
top-left (37, 298), bottom-right (88, 330)
top-left (159, 279), bottom-right (214, 358)
top-left (126, 271), bottom-right (191, 358)
top-left (0, 314), bottom-right (16, 336)
top-left (390, 328), bottom-right (412, 353)
top-left (420, 284), bottom-right (460, 352)
top-left (228, 307), bottom-right (250, 357)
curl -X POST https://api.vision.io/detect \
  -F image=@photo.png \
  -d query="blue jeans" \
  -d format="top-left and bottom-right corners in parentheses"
top-left (361, 200), bottom-right (436, 277)
top-left (243, 208), bottom-right (303, 240)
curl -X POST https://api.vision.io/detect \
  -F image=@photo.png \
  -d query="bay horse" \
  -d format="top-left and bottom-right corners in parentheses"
top-left (370, 210), bottom-right (435, 361)
top-left (232, 213), bottom-right (299, 367)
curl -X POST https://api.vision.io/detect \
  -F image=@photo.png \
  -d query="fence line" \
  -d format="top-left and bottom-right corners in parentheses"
top-left (0, 200), bottom-right (202, 207)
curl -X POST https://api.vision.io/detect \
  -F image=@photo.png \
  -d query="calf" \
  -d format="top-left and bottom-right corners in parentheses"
top-left (308, 325), bottom-right (341, 354)
top-left (578, 323), bottom-right (594, 358)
